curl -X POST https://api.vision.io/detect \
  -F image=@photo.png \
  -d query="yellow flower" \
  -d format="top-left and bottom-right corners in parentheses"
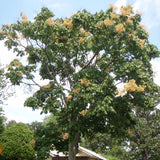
top-left (79, 110), bottom-right (88, 116)
top-left (61, 132), bottom-right (69, 140)
top-left (72, 88), bottom-right (81, 94)
top-left (13, 60), bottom-right (21, 66)
top-left (80, 78), bottom-right (90, 87)
top-left (139, 39), bottom-right (146, 49)
top-left (138, 24), bottom-right (146, 30)
top-left (46, 18), bottom-right (55, 26)
top-left (66, 95), bottom-right (72, 101)
top-left (0, 30), bottom-right (4, 34)
top-left (120, 4), bottom-right (133, 17)
top-left (126, 19), bottom-right (133, 24)
top-left (80, 28), bottom-right (90, 37)
top-left (96, 21), bottom-right (104, 28)
top-left (137, 85), bottom-right (146, 92)
top-left (63, 19), bottom-right (73, 29)
top-left (78, 37), bottom-right (84, 43)
top-left (110, 12), bottom-right (118, 19)
top-left (128, 129), bottom-right (133, 136)
top-left (29, 139), bottom-right (35, 146)
top-left (18, 72), bottom-right (22, 77)
top-left (6, 34), bottom-right (12, 39)
top-left (109, 3), bottom-right (118, 10)
top-left (6, 65), bottom-right (12, 69)
top-left (120, 79), bottom-right (146, 95)
top-left (42, 84), bottom-right (51, 89)
top-left (57, 22), bottom-right (62, 26)
top-left (115, 24), bottom-right (125, 34)
top-left (104, 19), bottom-right (115, 26)
top-left (21, 12), bottom-right (29, 23)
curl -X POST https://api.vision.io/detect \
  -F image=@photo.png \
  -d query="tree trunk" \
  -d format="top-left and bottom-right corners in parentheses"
top-left (68, 130), bottom-right (79, 160)
top-left (68, 142), bottom-right (76, 160)
top-left (142, 148), bottom-right (148, 160)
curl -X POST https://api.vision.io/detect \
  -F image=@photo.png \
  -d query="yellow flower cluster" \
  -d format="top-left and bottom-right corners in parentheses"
top-left (18, 72), bottom-right (23, 77)
top-left (120, 4), bottom-right (133, 16)
top-left (6, 65), bottom-right (12, 69)
top-left (138, 24), bottom-right (146, 30)
top-left (128, 129), bottom-right (133, 136)
top-left (109, 3), bottom-right (118, 10)
top-left (79, 109), bottom-right (88, 116)
top-left (6, 34), bottom-right (12, 39)
top-left (110, 12), bottom-right (118, 19)
top-left (61, 132), bottom-right (69, 140)
top-left (42, 84), bottom-right (51, 89)
top-left (63, 19), bottom-right (73, 29)
top-left (104, 19), bottom-right (115, 26)
top-left (13, 60), bottom-right (21, 66)
top-left (96, 21), bottom-right (104, 28)
top-left (46, 18), bottom-right (55, 26)
top-left (29, 139), bottom-right (35, 146)
top-left (80, 78), bottom-right (90, 87)
top-left (80, 28), bottom-right (90, 37)
top-left (78, 37), bottom-right (84, 43)
top-left (119, 79), bottom-right (146, 95)
top-left (21, 12), bottom-right (29, 23)
top-left (72, 88), bottom-right (81, 94)
top-left (139, 39), bottom-right (146, 49)
top-left (66, 95), bottom-right (72, 101)
top-left (125, 16), bottom-right (134, 24)
top-left (115, 24), bottom-right (126, 34)
top-left (0, 30), bottom-right (4, 34)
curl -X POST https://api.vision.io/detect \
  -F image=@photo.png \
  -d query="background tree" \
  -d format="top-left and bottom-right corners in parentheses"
top-left (81, 133), bottom-right (127, 160)
top-left (0, 107), bottom-right (5, 134)
top-left (0, 4), bottom-right (160, 160)
top-left (29, 115), bottom-right (68, 160)
top-left (123, 108), bottom-right (160, 160)
top-left (0, 122), bottom-right (36, 160)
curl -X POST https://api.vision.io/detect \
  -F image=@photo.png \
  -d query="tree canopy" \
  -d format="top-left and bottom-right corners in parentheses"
top-left (0, 122), bottom-right (36, 160)
top-left (0, 4), bottom-right (160, 160)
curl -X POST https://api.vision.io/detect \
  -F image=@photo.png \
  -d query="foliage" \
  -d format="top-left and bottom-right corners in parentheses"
top-left (81, 133), bottom-right (128, 160)
top-left (0, 4), bottom-right (160, 160)
top-left (0, 122), bottom-right (36, 160)
top-left (6, 120), bottom-right (17, 128)
top-left (29, 116), bottom-right (68, 160)
top-left (0, 66), bottom-right (12, 105)
top-left (102, 154), bottom-right (120, 160)
top-left (124, 108), bottom-right (160, 160)
top-left (0, 107), bottom-right (5, 134)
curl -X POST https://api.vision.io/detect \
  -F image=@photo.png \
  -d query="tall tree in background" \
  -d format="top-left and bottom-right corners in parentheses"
top-left (0, 66), bottom-right (9, 135)
top-left (0, 4), bottom-right (160, 160)
top-left (0, 107), bottom-right (5, 134)
top-left (125, 108), bottom-right (160, 160)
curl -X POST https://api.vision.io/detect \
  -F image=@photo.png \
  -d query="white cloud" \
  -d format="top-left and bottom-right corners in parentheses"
top-left (41, 0), bottom-right (69, 10)
top-left (115, 0), bottom-right (127, 9)
top-left (133, 0), bottom-right (160, 29)
top-left (151, 59), bottom-right (160, 86)
top-left (114, 0), bottom-right (160, 29)
top-left (0, 41), bottom-right (16, 66)
top-left (0, 41), bottom-right (47, 123)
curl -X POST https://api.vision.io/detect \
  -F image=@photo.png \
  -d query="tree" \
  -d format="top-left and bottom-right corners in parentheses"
top-left (0, 4), bottom-right (160, 160)
top-left (0, 122), bottom-right (36, 160)
top-left (0, 67), bottom-right (8, 135)
top-left (0, 107), bottom-right (5, 134)
top-left (29, 116), bottom-right (68, 160)
top-left (124, 108), bottom-right (160, 160)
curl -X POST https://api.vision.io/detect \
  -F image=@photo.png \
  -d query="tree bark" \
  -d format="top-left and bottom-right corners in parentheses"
top-left (68, 129), bottom-right (79, 160)
top-left (68, 142), bottom-right (76, 160)
top-left (142, 148), bottom-right (148, 160)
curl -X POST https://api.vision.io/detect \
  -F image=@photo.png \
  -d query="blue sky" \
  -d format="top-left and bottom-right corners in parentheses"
top-left (0, 0), bottom-right (160, 123)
